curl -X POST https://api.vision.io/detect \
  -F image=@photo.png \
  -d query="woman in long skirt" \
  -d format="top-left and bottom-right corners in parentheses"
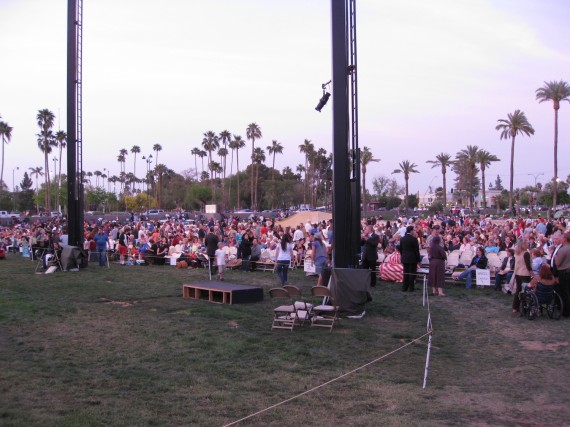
top-left (428, 234), bottom-right (447, 296)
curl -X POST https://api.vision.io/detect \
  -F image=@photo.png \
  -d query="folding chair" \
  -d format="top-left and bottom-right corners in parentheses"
top-left (35, 250), bottom-right (63, 273)
top-left (283, 285), bottom-right (313, 326)
top-left (310, 286), bottom-right (339, 331)
top-left (269, 288), bottom-right (295, 331)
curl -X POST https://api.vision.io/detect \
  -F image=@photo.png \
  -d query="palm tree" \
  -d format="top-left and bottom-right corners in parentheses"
top-left (299, 139), bottom-right (314, 205)
top-left (477, 150), bottom-right (499, 208)
top-left (94, 170), bottom-right (102, 188)
top-left (252, 147), bottom-right (266, 209)
top-left (391, 160), bottom-right (419, 210)
top-left (535, 80), bottom-right (570, 208)
top-left (246, 123), bottom-right (262, 208)
top-left (29, 166), bottom-right (43, 213)
top-left (219, 130), bottom-right (231, 207)
top-left (0, 118), bottom-right (13, 193)
top-left (36, 109), bottom-right (56, 211)
top-left (455, 145), bottom-right (480, 209)
top-left (218, 146), bottom-right (229, 209)
top-left (191, 147), bottom-right (201, 180)
top-left (495, 110), bottom-right (535, 210)
top-left (202, 131), bottom-right (219, 199)
top-left (426, 153), bottom-right (454, 208)
top-left (131, 145), bottom-right (141, 180)
top-left (267, 140), bottom-right (283, 183)
top-left (153, 143), bottom-right (162, 165)
top-left (230, 135), bottom-right (246, 209)
top-left (198, 150), bottom-right (207, 176)
top-left (360, 146), bottom-right (380, 216)
top-left (54, 130), bottom-right (66, 211)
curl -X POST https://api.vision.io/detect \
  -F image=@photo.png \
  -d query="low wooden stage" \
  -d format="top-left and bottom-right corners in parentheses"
top-left (182, 281), bottom-right (264, 305)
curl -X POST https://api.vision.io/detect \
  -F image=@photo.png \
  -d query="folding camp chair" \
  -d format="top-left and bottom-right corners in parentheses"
top-left (310, 286), bottom-right (339, 331)
top-left (35, 249), bottom-right (63, 273)
top-left (269, 288), bottom-right (296, 331)
top-left (283, 285), bottom-right (313, 326)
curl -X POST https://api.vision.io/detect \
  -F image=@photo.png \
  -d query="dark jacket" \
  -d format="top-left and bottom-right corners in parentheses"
top-left (469, 254), bottom-right (488, 270)
top-left (205, 232), bottom-right (219, 257)
top-left (361, 233), bottom-right (380, 261)
top-left (500, 256), bottom-right (515, 271)
top-left (399, 233), bottom-right (421, 264)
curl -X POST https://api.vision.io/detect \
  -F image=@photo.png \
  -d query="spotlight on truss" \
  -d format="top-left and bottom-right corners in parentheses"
top-left (315, 80), bottom-right (332, 112)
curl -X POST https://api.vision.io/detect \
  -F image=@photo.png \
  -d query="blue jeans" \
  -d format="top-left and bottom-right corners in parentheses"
top-left (275, 260), bottom-right (290, 285)
top-left (242, 256), bottom-right (250, 272)
top-left (494, 272), bottom-right (513, 290)
top-left (459, 268), bottom-right (475, 289)
top-left (96, 248), bottom-right (107, 266)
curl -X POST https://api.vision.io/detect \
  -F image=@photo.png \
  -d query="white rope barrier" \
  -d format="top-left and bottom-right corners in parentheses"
top-left (222, 331), bottom-right (431, 427)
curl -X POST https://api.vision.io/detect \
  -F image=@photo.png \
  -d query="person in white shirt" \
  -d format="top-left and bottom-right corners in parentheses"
top-left (215, 242), bottom-right (227, 281)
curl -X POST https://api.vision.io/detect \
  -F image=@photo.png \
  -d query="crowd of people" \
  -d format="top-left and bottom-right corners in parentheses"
top-left (1, 211), bottom-right (569, 318)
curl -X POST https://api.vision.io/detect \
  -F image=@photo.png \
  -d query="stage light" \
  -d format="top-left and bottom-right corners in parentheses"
top-left (315, 91), bottom-right (331, 112)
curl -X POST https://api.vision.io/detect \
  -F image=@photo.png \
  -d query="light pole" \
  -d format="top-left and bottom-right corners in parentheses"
top-left (142, 154), bottom-right (153, 213)
top-left (527, 173), bottom-right (544, 217)
top-left (52, 157), bottom-right (58, 212)
top-left (12, 166), bottom-right (19, 211)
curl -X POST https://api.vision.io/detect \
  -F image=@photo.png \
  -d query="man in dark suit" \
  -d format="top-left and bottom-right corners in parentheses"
top-left (399, 225), bottom-right (421, 292)
top-left (361, 225), bottom-right (379, 287)
top-left (204, 227), bottom-right (219, 272)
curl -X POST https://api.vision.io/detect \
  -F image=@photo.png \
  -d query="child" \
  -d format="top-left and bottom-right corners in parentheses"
top-left (215, 242), bottom-right (227, 281)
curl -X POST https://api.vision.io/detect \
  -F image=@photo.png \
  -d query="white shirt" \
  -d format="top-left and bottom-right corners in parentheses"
top-left (215, 248), bottom-right (226, 266)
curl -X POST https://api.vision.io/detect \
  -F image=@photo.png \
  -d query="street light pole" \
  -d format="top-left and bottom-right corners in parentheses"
top-left (12, 166), bottom-right (19, 211)
top-left (527, 173), bottom-right (544, 217)
top-left (142, 154), bottom-right (153, 214)
top-left (52, 157), bottom-right (58, 212)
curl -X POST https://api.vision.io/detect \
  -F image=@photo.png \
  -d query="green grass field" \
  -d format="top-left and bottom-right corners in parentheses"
top-left (1, 254), bottom-right (569, 426)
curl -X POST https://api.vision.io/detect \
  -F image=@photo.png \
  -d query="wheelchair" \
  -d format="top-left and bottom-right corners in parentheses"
top-left (519, 283), bottom-right (563, 320)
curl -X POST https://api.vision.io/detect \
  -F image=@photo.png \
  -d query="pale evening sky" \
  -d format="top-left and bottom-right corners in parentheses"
top-left (1, 0), bottom-right (569, 199)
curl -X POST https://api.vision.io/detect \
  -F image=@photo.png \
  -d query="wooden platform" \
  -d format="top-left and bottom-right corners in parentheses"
top-left (182, 281), bottom-right (264, 305)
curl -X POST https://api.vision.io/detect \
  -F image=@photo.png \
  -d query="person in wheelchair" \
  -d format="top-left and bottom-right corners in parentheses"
top-left (520, 264), bottom-right (562, 319)
top-left (528, 264), bottom-right (558, 297)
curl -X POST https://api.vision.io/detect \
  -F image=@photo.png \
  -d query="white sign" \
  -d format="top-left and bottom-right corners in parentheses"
top-left (205, 204), bottom-right (217, 214)
top-left (476, 268), bottom-right (491, 287)
top-left (304, 259), bottom-right (316, 275)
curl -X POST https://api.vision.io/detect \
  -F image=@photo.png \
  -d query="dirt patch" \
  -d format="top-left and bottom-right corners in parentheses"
top-left (100, 297), bottom-right (142, 307)
top-left (519, 340), bottom-right (570, 351)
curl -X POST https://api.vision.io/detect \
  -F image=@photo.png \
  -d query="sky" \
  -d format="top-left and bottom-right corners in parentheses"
top-left (1, 0), bottom-right (569, 199)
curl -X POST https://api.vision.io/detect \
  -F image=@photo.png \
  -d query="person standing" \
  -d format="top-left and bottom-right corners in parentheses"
top-left (204, 227), bottom-right (219, 272)
top-left (312, 232), bottom-right (329, 287)
top-left (275, 233), bottom-right (294, 286)
top-left (428, 234), bottom-right (447, 296)
top-left (240, 233), bottom-right (252, 272)
top-left (93, 227), bottom-right (109, 267)
top-left (512, 240), bottom-right (532, 313)
top-left (554, 232), bottom-right (570, 317)
top-left (400, 226), bottom-right (421, 292)
top-left (361, 225), bottom-right (379, 287)
top-left (215, 242), bottom-right (227, 281)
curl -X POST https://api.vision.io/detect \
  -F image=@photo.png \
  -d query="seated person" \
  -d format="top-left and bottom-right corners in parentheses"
top-left (457, 246), bottom-right (488, 289)
top-left (528, 264), bottom-right (558, 304)
top-left (379, 246), bottom-right (404, 283)
top-left (530, 248), bottom-right (545, 276)
top-left (494, 248), bottom-right (515, 290)
top-left (249, 238), bottom-right (262, 271)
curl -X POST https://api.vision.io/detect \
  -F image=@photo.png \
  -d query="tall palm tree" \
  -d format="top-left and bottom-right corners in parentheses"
top-left (29, 166), bottom-right (43, 213)
top-left (54, 130), bottom-right (66, 210)
top-left (219, 130), bottom-right (231, 208)
top-left (391, 160), bottom-right (419, 210)
top-left (495, 110), bottom-right (535, 210)
top-left (230, 135), bottom-right (246, 209)
top-left (190, 147), bottom-right (201, 180)
top-left (94, 170), bottom-right (102, 188)
top-left (267, 140), bottom-right (283, 183)
top-left (0, 118), bottom-right (13, 193)
top-left (298, 139), bottom-right (314, 205)
top-left (455, 145), bottom-right (480, 209)
top-left (426, 153), bottom-right (454, 208)
top-left (198, 150), bottom-right (207, 176)
top-left (218, 147), bottom-right (229, 208)
top-left (252, 147), bottom-right (266, 209)
top-left (477, 150), bottom-right (500, 208)
top-left (246, 123), bottom-right (262, 208)
top-left (153, 143), bottom-right (162, 165)
top-left (202, 131), bottom-right (219, 199)
top-left (131, 145), bottom-right (141, 180)
top-left (535, 80), bottom-right (570, 208)
top-left (360, 146), bottom-right (380, 216)
top-left (117, 154), bottom-right (125, 191)
top-left (36, 109), bottom-right (56, 211)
